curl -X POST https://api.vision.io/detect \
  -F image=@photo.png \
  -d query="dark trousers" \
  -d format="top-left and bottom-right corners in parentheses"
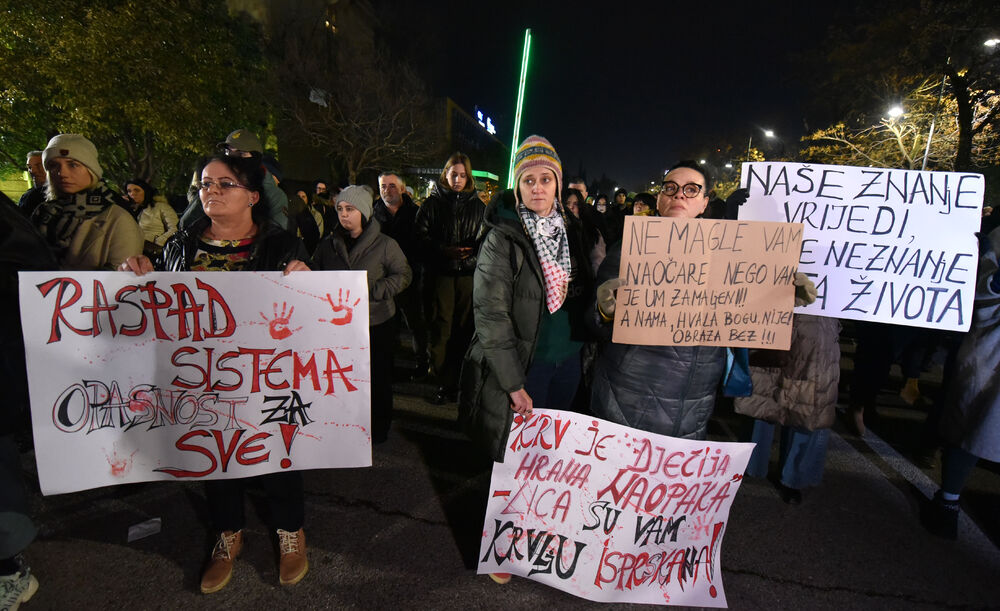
top-left (205, 471), bottom-right (304, 533)
top-left (371, 316), bottom-right (399, 441)
top-left (524, 352), bottom-right (582, 411)
top-left (425, 274), bottom-right (474, 388)
top-left (397, 272), bottom-right (427, 364)
top-left (0, 435), bottom-right (35, 558)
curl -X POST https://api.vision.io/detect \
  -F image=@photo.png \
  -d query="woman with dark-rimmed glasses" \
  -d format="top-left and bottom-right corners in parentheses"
top-left (120, 153), bottom-right (311, 594)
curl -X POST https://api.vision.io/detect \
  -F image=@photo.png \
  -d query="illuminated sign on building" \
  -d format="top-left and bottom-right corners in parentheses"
top-left (475, 108), bottom-right (497, 135)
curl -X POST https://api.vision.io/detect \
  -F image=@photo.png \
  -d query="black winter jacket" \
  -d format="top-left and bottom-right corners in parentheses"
top-left (413, 183), bottom-right (484, 275)
top-left (459, 191), bottom-right (592, 461)
top-left (589, 242), bottom-right (726, 439)
top-left (157, 216), bottom-right (308, 272)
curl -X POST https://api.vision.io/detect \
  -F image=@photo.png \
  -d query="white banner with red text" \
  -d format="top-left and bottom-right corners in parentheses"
top-left (479, 409), bottom-right (754, 607)
top-left (19, 270), bottom-right (371, 495)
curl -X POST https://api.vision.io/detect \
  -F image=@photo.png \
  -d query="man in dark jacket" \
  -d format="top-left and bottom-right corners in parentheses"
top-left (374, 171), bottom-right (428, 377)
top-left (17, 151), bottom-right (46, 218)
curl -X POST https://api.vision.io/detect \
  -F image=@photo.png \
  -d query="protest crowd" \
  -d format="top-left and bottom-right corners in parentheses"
top-left (1, 124), bottom-right (998, 606)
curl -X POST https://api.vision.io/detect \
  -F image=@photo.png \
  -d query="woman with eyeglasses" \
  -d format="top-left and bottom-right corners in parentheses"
top-left (120, 153), bottom-right (311, 594)
top-left (590, 160), bottom-right (816, 442)
top-left (29, 134), bottom-right (143, 270)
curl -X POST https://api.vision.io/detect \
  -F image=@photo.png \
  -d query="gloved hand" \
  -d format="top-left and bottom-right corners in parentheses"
top-left (597, 278), bottom-right (623, 319)
top-left (725, 188), bottom-right (749, 220)
top-left (793, 272), bottom-right (817, 307)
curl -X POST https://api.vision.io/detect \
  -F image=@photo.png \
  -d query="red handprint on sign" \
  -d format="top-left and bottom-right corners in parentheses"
top-left (321, 289), bottom-right (361, 326)
top-left (260, 302), bottom-right (301, 340)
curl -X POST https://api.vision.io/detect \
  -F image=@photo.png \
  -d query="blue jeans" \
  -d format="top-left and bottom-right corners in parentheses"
top-left (524, 352), bottom-right (582, 411)
top-left (746, 420), bottom-right (830, 489)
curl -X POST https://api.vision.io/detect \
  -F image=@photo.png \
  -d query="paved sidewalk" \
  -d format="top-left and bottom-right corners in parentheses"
top-left (15, 387), bottom-right (999, 609)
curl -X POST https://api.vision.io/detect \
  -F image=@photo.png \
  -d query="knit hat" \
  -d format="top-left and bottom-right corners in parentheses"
top-left (336, 185), bottom-right (374, 220)
top-left (221, 129), bottom-right (263, 154)
top-left (513, 135), bottom-right (562, 196)
top-left (42, 134), bottom-right (102, 179)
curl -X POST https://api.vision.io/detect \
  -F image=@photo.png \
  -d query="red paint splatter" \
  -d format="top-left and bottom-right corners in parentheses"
top-left (104, 446), bottom-right (138, 477)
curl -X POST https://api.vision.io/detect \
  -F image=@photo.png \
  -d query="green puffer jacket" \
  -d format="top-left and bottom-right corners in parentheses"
top-left (459, 191), bottom-right (592, 462)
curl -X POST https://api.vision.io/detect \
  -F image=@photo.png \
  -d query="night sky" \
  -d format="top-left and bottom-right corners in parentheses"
top-left (377, 1), bottom-right (857, 191)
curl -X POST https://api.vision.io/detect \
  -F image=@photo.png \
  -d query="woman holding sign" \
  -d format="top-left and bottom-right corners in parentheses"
top-left (120, 153), bottom-right (311, 594)
top-left (589, 161), bottom-right (816, 439)
top-left (459, 136), bottom-right (593, 584)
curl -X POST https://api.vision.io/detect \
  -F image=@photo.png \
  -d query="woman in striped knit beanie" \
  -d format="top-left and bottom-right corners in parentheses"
top-left (458, 135), bottom-right (594, 585)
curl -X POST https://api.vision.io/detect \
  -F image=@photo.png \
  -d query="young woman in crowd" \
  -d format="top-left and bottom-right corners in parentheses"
top-left (459, 136), bottom-right (593, 584)
top-left (313, 186), bottom-right (411, 443)
top-left (121, 153), bottom-right (310, 594)
top-left (414, 152), bottom-right (485, 404)
top-left (123, 178), bottom-right (178, 258)
top-left (30, 134), bottom-right (143, 270)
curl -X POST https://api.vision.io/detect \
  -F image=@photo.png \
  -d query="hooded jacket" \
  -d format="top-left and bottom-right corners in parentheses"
top-left (459, 190), bottom-right (592, 461)
top-left (313, 218), bottom-right (412, 326)
top-left (413, 183), bottom-right (484, 275)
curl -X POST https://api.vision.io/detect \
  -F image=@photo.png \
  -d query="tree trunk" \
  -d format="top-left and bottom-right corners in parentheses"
top-left (947, 67), bottom-right (973, 172)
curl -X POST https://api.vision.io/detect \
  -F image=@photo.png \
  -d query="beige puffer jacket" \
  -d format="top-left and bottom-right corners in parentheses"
top-left (735, 314), bottom-right (842, 431)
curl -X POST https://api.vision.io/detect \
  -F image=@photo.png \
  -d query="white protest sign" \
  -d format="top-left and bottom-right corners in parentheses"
top-left (19, 271), bottom-right (371, 495)
top-left (739, 161), bottom-right (983, 331)
top-left (479, 409), bottom-right (754, 607)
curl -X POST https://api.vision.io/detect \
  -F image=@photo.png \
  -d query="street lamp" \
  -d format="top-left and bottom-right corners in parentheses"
top-left (747, 129), bottom-right (776, 161)
top-left (887, 105), bottom-right (904, 119)
top-left (985, 38), bottom-right (999, 47)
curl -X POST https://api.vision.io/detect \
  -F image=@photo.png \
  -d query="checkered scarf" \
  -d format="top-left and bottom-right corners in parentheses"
top-left (518, 201), bottom-right (571, 313)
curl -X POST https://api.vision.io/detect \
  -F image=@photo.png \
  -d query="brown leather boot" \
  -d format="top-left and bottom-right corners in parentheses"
top-left (277, 528), bottom-right (308, 586)
top-left (200, 530), bottom-right (242, 594)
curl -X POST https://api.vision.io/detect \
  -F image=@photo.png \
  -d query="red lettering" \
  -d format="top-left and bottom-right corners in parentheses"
top-left (323, 350), bottom-right (357, 393)
top-left (167, 283), bottom-right (205, 341)
top-left (37, 277), bottom-right (91, 343)
top-left (293, 353), bottom-right (321, 391)
top-left (114, 285), bottom-right (147, 336)
top-left (236, 432), bottom-right (271, 465)
top-left (262, 350), bottom-right (292, 390)
top-left (212, 350), bottom-right (243, 392)
top-left (137, 281), bottom-right (173, 340)
top-left (197, 278), bottom-right (236, 338)
top-left (170, 347), bottom-right (206, 389)
top-left (237, 347), bottom-right (275, 393)
top-left (154, 430), bottom-right (217, 477)
top-left (79, 279), bottom-right (118, 337)
top-left (211, 429), bottom-right (244, 472)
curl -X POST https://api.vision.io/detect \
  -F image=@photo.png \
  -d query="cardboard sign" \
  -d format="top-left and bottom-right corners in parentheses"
top-left (739, 161), bottom-right (983, 331)
top-left (613, 216), bottom-right (802, 349)
top-left (19, 271), bottom-right (372, 495)
top-left (479, 409), bottom-right (754, 607)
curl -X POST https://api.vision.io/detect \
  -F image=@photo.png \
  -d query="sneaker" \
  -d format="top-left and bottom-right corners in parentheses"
top-left (200, 530), bottom-right (243, 594)
top-left (0, 564), bottom-right (38, 611)
top-left (920, 491), bottom-right (959, 539)
top-left (488, 572), bottom-right (512, 585)
top-left (277, 528), bottom-right (308, 586)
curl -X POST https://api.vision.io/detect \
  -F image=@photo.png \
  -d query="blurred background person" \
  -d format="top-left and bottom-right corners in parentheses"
top-left (124, 178), bottom-right (178, 259)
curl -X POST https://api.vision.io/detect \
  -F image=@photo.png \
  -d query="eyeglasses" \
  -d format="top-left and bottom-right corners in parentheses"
top-left (197, 180), bottom-right (249, 192)
top-left (661, 181), bottom-right (704, 198)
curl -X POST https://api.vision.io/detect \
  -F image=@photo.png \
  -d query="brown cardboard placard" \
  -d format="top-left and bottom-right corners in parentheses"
top-left (612, 216), bottom-right (803, 349)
